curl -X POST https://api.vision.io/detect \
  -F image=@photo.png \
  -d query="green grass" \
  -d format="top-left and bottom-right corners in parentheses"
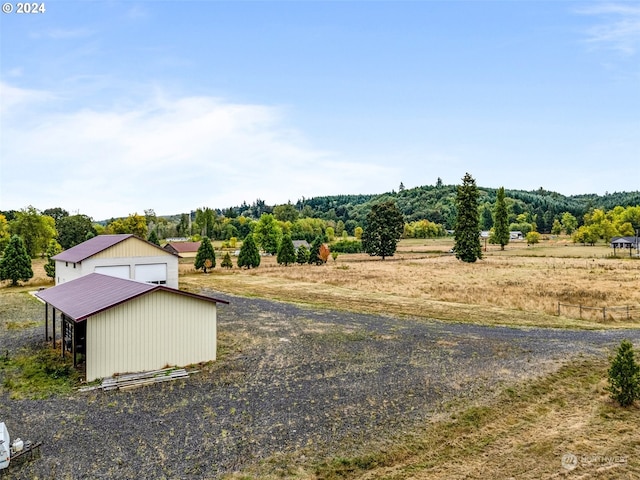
top-left (0, 346), bottom-right (81, 399)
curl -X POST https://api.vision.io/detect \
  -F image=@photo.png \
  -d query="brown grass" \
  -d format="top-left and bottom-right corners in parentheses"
top-left (181, 240), bottom-right (640, 329)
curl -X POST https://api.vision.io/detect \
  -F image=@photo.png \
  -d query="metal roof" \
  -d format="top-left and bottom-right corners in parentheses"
top-left (52, 234), bottom-right (177, 263)
top-left (52, 234), bottom-right (134, 263)
top-left (164, 241), bottom-right (201, 253)
top-left (35, 273), bottom-right (228, 322)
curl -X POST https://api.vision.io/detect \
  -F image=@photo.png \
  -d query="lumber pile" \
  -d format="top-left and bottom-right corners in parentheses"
top-left (79, 367), bottom-right (196, 392)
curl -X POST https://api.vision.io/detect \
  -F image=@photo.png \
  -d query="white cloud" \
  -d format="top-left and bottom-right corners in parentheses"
top-left (0, 84), bottom-right (395, 219)
top-left (577, 3), bottom-right (640, 55)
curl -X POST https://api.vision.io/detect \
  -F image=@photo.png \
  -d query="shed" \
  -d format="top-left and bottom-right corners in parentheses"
top-left (35, 273), bottom-right (228, 382)
top-left (164, 241), bottom-right (201, 257)
top-left (52, 234), bottom-right (179, 288)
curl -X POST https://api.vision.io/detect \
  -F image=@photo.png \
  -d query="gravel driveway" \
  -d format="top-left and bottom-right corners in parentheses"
top-left (2, 292), bottom-right (639, 479)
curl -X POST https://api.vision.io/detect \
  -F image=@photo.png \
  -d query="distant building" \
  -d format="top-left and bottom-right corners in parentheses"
top-left (164, 241), bottom-right (202, 258)
top-left (610, 236), bottom-right (639, 250)
top-left (510, 231), bottom-right (524, 240)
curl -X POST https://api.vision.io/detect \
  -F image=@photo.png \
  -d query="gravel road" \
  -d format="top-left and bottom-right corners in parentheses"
top-left (2, 292), bottom-right (639, 479)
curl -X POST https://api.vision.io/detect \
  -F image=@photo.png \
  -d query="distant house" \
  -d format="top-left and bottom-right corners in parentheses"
top-left (610, 236), bottom-right (639, 250)
top-left (164, 241), bottom-right (201, 258)
top-left (292, 240), bottom-right (311, 251)
top-left (36, 273), bottom-right (228, 382)
top-left (52, 234), bottom-right (179, 288)
top-left (510, 231), bottom-right (524, 240)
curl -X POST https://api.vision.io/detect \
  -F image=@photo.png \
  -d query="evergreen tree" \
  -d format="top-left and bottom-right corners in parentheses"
top-left (221, 252), bottom-right (233, 269)
top-left (608, 339), bottom-right (640, 407)
top-left (237, 234), bottom-right (260, 268)
top-left (44, 239), bottom-right (62, 279)
top-left (296, 244), bottom-right (310, 265)
top-left (454, 173), bottom-right (482, 263)
top-left (277, 234), bottom-right (296, 266)
top-left (492, 187), bottom-right (510, 250)
top-left (194, 237), bottom-right (216, 273)
top-left (147, 229), bottom-right (160, 246)
top-left (0, 235), bottom-right (33, 286)
top-left (308, 236), bottom-right (324, 265)
top-left (362, 201), bottom-right (405, 260)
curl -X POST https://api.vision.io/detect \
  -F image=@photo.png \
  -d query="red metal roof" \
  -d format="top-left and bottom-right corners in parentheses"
top-left (35, 273), bottom-right (228, 322)
top-left (52, 234), bottom-right (177, 263)
top-left (164, 241), bottom-right (201, 253)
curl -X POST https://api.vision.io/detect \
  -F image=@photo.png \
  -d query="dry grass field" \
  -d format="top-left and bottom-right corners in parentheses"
top-left (180, 238), bottom-right (640, 329)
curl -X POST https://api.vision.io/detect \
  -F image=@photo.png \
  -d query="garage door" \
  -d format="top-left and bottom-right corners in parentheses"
top-left (94, 265), bottom-right (130, 279)
top-left (135, 263), bottom-right (167, 284)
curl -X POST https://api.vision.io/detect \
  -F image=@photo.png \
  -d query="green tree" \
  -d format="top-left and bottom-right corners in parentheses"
top-left (221, 252), bottom-right (233, 269)
top-left (296, 244), bottom-right (310, 264)
top-left (44, 239), bottom-right (62, 279)
top-left (362, 201), bottom-right (405, 260)
top-left (273, 202), bottom-right (299, 223)
top-left (526, 231), bottom-right (541, 245)
top-left (608, 339), bottom-right (640, 407)
top-left (254, 213), bottom-right (283, 255)
top-left (277, 234), bottom-right (296, 266)
top-left (454, 173), bottom-right (482, 263)
top-left (106, 213), bottom-right (148, 238)
top-left (0, 214), bottom-right (10, 254)
top-left (551, 219), bottom-right (563, 235)
top-left (194, 237), bottom-right (216, 273)
top-left (561, 212), bottom-right (578, 235)
top-left (354, 226), bottom-right (363, 239)
top-left (9, 206), bottom-right (57, 258)
top-left (0, 235), bottom-right (33, 286)
top-left (491, 187), bottom-right (509, 250)
top-left (237, 234), bottom-right (261, 269)
top-left (308, 236), bottom-right (325, 265)
top-left (148, 230), bottom-right (160, 246)
top-left (57, 214), bottom-right (96, 250)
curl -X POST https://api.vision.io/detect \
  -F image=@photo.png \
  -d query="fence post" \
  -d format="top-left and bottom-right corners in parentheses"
top-left (579, 304), bottom-right (582, 319)
top-left (557, 302), bottom-right (561, 316)
top-left (603, 307), bottom-right (606, 322)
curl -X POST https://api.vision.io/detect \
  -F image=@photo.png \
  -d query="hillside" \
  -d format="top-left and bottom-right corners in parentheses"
top-left (226, 185), bottom-right (640, 233)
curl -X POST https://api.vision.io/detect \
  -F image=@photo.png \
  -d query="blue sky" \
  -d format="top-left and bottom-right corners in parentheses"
top-left (1, 1), bottom-right (639, 220)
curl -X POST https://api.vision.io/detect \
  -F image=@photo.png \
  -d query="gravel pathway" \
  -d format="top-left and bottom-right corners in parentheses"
top-left (2, 293), bottom-right (639, 479)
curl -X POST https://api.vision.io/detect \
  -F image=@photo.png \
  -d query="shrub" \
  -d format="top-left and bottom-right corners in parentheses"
top-left (329, 239), bottom-right (363, 254)
top-left (608, 339), bottom-right (640, 407)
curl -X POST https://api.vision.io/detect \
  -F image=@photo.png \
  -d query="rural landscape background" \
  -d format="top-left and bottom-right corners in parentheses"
top-left (1, 180), bottom-right (640, 478)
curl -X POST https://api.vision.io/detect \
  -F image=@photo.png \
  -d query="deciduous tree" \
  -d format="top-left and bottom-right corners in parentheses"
top-left (9, 206), bottom-right (57, 258)
top-left (254, 213), bottom-right (283, 255)
top-left (454, 173), bottom-right (482, 263)
top-left (57, 214), bottom-right (96, 250)
top-left (0, 235), bottom-right (33, 286)
top-left (362, 201), bottom-right (404, 260)
top-left (194, 237), bottom-right (216, 273)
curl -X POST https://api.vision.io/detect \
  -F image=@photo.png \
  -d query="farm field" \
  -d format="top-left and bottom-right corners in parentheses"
top-left (180, 238), bottom-right (640, 329)
top-left (1, 238), bottom-right (639, 479)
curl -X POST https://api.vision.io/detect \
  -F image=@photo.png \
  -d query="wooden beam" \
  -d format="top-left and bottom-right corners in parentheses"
top-left (45, 303), bottom-right (49, 341)
top-left (52, 308), bottom-right (56, 348)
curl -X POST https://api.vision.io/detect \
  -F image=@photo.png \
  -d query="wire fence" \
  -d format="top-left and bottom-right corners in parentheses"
top-left (557, 303), bottom-right (639, 322)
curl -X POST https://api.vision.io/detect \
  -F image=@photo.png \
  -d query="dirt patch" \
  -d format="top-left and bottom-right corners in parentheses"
top-left (2, 293), bottom-right (639, 479)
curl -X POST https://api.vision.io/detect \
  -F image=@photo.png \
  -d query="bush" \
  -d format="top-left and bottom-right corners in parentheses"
top-left (607, 339), bottom-right (640, 407)
top-left (329, 239), bottom-right (363, 254)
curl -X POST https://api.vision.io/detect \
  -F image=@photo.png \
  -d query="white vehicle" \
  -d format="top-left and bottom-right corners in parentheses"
top-left (0, 422), bottom-right (38, 470)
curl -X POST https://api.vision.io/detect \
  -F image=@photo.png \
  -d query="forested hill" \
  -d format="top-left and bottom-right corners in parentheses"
top-left (232, 186), bottom-right (640, 233)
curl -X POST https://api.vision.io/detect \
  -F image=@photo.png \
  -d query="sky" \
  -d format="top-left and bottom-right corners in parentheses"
top-left (1, 1), bottom-right (639, 220)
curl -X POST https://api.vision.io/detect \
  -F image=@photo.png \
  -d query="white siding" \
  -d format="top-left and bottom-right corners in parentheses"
top-left (85, 291), bottom-right (217, 381)
top-left (83, 255), bottom-right (178, 288)
top-left (54, 260), bottom-right (85, 285)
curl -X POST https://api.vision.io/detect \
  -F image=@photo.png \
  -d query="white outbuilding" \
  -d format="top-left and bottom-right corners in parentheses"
top-left (52, 234), bottom-right (179, 288)
top-left (35, 273), bottom-right (228, 382)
